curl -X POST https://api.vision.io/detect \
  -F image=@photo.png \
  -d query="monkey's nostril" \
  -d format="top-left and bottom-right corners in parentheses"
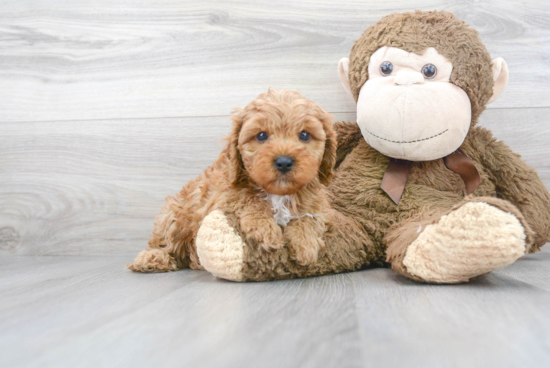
top-left (274, 156), bottom-right (295, 174)
top-left (394, 71), bottom-right (425, 85)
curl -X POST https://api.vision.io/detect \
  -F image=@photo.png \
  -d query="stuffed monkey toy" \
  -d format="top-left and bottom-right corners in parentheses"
top-left (196, 10), bottom-right (550, 283)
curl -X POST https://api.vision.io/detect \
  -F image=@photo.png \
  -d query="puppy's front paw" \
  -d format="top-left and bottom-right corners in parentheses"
top-left (242, 218), bottom-right (284, 251)
top-left (290, 237), bottom-right (324, 266)
top-left (260, 222), bottom-right (285, 251)
top-left (284, 218), bottom-right (326, 266)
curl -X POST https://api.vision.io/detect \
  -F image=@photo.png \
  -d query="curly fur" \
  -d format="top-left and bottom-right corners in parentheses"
top-left (132, 11), bottom-right (550, 284)
top-left (196, 11), bottom-right (550, 282)
top-left (228, 124), bottom-right (550, 282)
top-left (128, 89), bottom-right (337, 272)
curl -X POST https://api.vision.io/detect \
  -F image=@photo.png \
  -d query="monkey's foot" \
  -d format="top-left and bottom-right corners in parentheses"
top-left (127, 248), bottom-right (179, 273)
top-left (196, 210), bottom-right (245, 282)
top-left (403, 201), bottom-right (527, 283)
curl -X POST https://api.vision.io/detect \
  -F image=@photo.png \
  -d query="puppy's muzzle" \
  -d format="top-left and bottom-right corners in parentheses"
top-left (274, 156), bottom-right (295, 174)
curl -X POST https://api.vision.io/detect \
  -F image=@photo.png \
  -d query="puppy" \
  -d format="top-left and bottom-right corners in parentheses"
top-left (128, 89), bottom-right (336, 272)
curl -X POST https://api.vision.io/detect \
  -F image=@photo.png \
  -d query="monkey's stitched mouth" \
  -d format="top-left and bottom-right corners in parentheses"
top-left (365, 128), bottom-right (448, 144)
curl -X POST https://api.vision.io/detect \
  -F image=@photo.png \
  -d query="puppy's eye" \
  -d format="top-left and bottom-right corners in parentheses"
top-left (380, 61), bottom-right (393, 76)
top-left (256, 132), bottom-right (268, 142)
top-left (299, 131), bottom-right (311, 142)
top-left (422, 64), bottom-right (437, 79)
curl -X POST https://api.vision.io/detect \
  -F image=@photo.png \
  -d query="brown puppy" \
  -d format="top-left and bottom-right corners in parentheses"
top-left (128, 89), bottom-right (336, 272)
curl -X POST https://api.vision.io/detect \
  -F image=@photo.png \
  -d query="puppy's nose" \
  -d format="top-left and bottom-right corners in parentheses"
top-left (274, 156), bottom-right (295, 174)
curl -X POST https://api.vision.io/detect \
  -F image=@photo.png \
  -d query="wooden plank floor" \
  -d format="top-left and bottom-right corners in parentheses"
top-left (1, 1), bottom-right (550, 367)
top-left (1, 249), bottom-right (549, 368)
top-left (1, 0), bottom-right (550, 257)
top-left (1, 0), bottom-right (549, 123)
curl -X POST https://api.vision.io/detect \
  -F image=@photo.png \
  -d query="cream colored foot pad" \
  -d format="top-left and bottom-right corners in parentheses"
top-left (196, 210), bottom-right (245, 282)
top-left (403, 202), bottom-right (526, 283)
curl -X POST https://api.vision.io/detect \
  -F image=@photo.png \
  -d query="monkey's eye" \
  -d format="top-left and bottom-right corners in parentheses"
top-left (422, 64), bottom-right (437, 79)
top-left (256, 132), bottom-right (269, 142)
top-left (299, 131), bottom-right (311, 142)
top-left (380, 61), bottom-right (393, 76)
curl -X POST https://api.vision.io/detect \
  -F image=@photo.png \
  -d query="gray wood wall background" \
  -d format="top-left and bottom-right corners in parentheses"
top-left (1, 0), bottom-right (549, 256)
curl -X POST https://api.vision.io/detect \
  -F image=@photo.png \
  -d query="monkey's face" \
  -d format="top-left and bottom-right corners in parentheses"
top-left (356, 47), bottom-right (472, 161)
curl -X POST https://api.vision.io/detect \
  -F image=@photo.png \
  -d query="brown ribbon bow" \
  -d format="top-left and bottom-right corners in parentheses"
top-left (380, 149), bottom-right (481, 205)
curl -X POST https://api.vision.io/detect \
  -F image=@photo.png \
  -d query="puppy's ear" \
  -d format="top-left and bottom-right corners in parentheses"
top-left (317, 109), bottom-right (337, 185)
top-left (227, 110), bottom-right (248, 186)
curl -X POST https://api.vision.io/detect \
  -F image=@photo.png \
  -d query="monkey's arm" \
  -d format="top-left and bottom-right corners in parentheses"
top-left (333, 121), bottom-right (363, 169)
top-left (469, 127), bottom-right (550, 251)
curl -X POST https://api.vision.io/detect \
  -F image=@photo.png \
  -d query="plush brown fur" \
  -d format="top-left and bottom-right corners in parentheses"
top-left (385, 195), bottom-right (536, 282)
top-left (232, 124), bottom-right (550, 281)
top-left (206, 11), bottom-right (550, 282)
top-left (128, 89), bottom-right (337, 272)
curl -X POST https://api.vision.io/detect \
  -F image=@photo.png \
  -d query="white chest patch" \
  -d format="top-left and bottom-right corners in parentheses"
top-left (260, 192), bottom-right (314, 226)
top-left (265, 194), bottom-right (293, 226)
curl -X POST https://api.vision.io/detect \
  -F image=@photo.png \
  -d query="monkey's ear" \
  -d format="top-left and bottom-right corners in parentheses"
top-left (487, 58), bottom-right (509, 104)
top-left (338, 58), bottom-right (353, 98)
